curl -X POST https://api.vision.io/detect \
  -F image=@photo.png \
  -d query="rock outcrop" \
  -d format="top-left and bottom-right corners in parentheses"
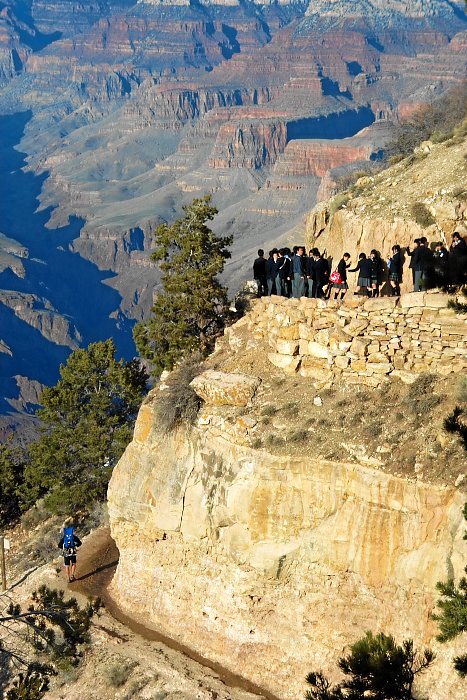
top-left (305, 132), bottom-right (467, 285)
top-left (108, 292), bottom-right (467, 700)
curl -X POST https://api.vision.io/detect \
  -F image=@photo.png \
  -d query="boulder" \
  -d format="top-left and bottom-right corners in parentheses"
top-left (190, 370), bottom-right (261, 406)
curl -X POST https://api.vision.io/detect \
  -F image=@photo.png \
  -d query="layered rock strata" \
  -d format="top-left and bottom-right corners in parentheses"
top-left (108, 292), bottom-right (467, 700)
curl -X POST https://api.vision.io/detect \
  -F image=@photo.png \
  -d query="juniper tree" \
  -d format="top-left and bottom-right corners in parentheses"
top-left (433, 501), bottom-right (467, 677)
top-left (21, 339), bottom-right (147, 514)
top-left (305, 631), bottom-right (434, 700)
top-left (133, 195), bottom-right (232, 375)
top-left (1, 586), bottom-right (100, 699)
top-left (0, 440), bottom-right (25, 527)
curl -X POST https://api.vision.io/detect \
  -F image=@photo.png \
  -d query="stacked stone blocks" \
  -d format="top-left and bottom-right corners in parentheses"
top-left (247, 292), bottom-right (467, 387)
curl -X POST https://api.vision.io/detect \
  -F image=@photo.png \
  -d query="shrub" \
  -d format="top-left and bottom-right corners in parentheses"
top-left (251, 438), bottom-right (263, 449)
top-left (444, 407), bottom-right (467, 450)
top-left (430, 129), bottom-right (453, 143)
top-left (156, 354), bottom-right (203, 433)
top-left (104, 660), bottom-right (137, 688)
top-left (457, 376), bottom-right (467, 403)
top-left (410, 202), bottom-right (436, 228)
top-left (305, 631), bottom-right (434, 700)
top-left (261, 404), bottom-right (278, 416)
top-left (283, 401), bottom-right (299, 417)
top-left (265, 435), bottom-right (285, 448)
top-left (407, 373), bottom-right (435, 401)
top-left (329, 193), bottom-right (350, 216)
top-left (288, 430), bottom-right (308, 443)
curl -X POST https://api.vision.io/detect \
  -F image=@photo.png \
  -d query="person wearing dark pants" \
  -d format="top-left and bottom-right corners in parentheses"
top-left (58, 520), bottom-right (82, 583)
top-left (292, 246), bottom-right (306, 298)
top-left (278, 248), bottom-right (291, 296)
top-left (449, 232), bottom-right (467, 286)
top-left (266, 249), bottom-right (281, 295)
top-left (388, 244), bottom-right (403, 296)
top-left (433, 242), bottom-right (449, 287)
top-left (253, 249), bottom-right (267, 297)
top-left (407, 237), bottom-right (434, 291)
top-left (369, 250), bottom-right (383, 297)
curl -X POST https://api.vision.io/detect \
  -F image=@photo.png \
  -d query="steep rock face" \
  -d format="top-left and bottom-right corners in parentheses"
top-left (108, 390), bottom-right (465, 700)
top-left (108, 293), bottom-right (467, 700)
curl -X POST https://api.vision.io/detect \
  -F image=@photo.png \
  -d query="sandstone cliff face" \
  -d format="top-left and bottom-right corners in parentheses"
top-left (108, 293), bottom-right (467, 700)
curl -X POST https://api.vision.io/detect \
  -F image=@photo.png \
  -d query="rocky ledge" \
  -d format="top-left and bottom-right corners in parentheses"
top-left (108, 292), bottom-right (466, 700)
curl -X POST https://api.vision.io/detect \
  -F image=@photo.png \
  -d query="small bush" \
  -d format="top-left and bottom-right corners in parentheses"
top-left (448, 299), bottom-right (467, 313)
top-left (457, 376), bottom-right (467, 403)
top-left (260, 404), bottom-right (277, 416)
top-left (122, 678), bottom-right (149, 700)
top-left (452, 186), bottom-right (467, 201)
top-left (86, 501), bottom-right (109, 530)
top-left (329, 193), bottom-right (350, 216)
top-left (389, 154), bottom-right (405, 165)
top-left (157, 354), bottom-right (203, 433)
top-left (283, 401), bottom-right (299, 417)
top-left (104, 660), bottom-right (137, 688)
top-left (251, 438), bottom-right (263, 449)
top-left (288, 430), bottom-right (309, 443)
top-left (410, 202), bottom-right (436, 228)
top-left (444, 407), bottom-right (467, 450)
top-left (407, 373), bottom-right (435, 401)
top-left (365, 423), bottom-right (383, 438)
top-left (430, 129), bottom-right (453, 143)
top-left (265, 435), bottom-right (285, 448)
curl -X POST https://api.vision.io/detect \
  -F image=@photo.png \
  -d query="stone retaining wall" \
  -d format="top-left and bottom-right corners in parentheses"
top-left (246, 292), bottom-right (467, 386)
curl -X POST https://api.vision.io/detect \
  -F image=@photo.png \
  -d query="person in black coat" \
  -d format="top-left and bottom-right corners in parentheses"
top-left (307, 248), bottom-right (329, 298)
top-left (407, 238), bottom-right (421, 287)
top-left (388, 244), bottom-right (403, 296)
top-left (407, 237), bottom-right (433, 291)
top-left (253, 249), bottom-right (267, 297)
top-left (369, 250), bottom-right (383, 297)
top-left (266, 249), bottom-right (281, 295)
top-left (433, 242), bottom-right (449, 287)
top-left (349, 253), bottom-right (373, 296)
top-left (332, 253), bottom-right (351, 300)
top-left (449, 232), bottom-right (467, 286)
top-left (278, 248), bottom-right (291, 297)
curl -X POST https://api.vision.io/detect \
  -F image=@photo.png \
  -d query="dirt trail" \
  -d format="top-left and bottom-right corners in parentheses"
top-left (71, 527), bottom-right (281, 700)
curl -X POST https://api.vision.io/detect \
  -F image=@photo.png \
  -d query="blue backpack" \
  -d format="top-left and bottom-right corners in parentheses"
top-left (63, 526), bottom-right (75, 554)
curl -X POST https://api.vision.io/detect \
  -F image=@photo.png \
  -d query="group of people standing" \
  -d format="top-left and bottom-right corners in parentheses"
top-left (253, 232), bottom-right (466, 301)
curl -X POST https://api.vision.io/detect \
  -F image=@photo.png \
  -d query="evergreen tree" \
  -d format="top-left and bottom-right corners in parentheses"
top-left (21, 339), bottom-right (147, 513)
top-left (305, 632), bottom-right (434, 700)
top-left (0, 440), bottom-right (24, 526)
top-left (433, 502), bottom-right (467, 677)
top-left (1, 585), bottom-right (100, 700)
top-left (133, 196), bottom-right (232, 375)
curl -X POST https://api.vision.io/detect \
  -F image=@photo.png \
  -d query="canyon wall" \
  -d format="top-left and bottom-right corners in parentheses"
top-left (108, 292), bottom-right (467, 700)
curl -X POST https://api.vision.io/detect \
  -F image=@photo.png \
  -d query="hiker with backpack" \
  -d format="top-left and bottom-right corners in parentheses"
top-left (58, 519), bottom-right (82, 582)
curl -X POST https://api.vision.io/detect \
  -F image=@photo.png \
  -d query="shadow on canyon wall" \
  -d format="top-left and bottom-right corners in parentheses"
top-left (0, 111), bottom-right (136, 416)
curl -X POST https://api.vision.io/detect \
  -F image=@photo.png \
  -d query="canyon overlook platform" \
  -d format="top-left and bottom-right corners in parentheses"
top-left (241, 291), bottom-right (467, 386)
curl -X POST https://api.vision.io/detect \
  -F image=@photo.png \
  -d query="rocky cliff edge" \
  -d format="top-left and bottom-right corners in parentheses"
top-left (108, 292), bottom-right (466, 700)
